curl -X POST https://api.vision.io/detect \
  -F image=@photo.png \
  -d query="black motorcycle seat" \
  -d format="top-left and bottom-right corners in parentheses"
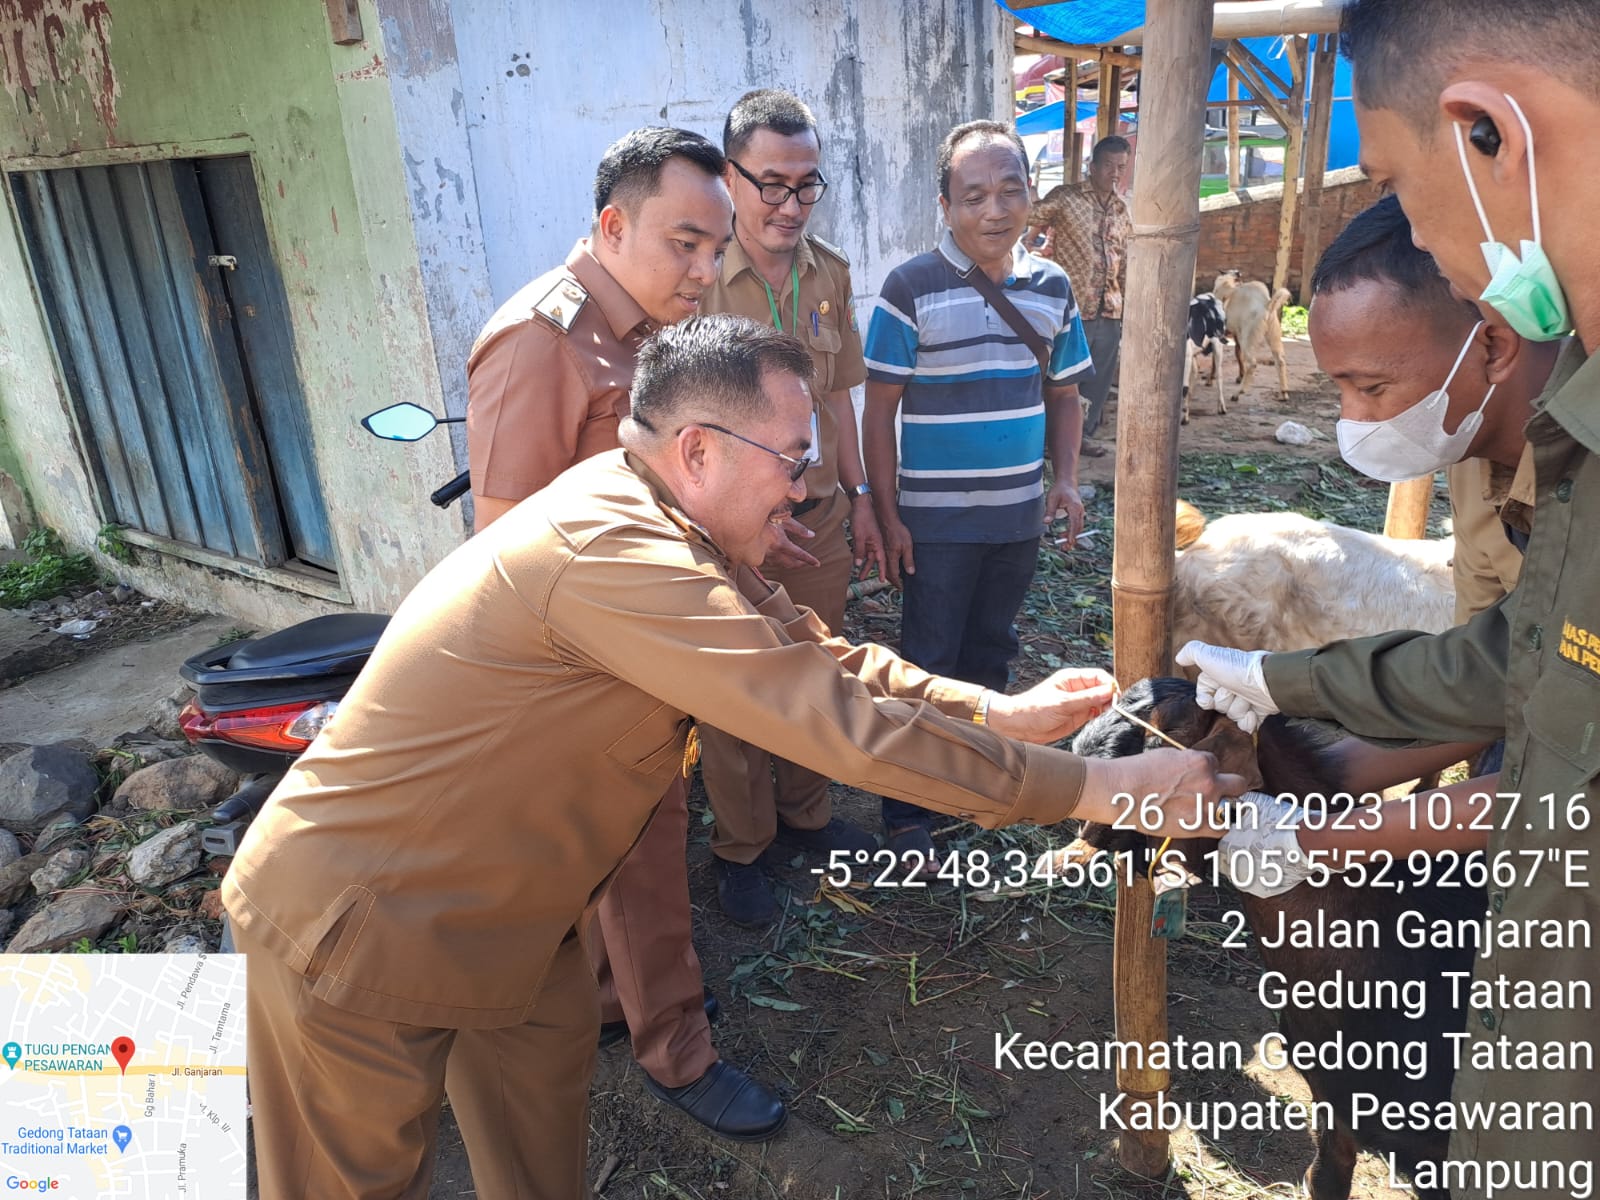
top-left (228, 613), bottom-right (390, 673)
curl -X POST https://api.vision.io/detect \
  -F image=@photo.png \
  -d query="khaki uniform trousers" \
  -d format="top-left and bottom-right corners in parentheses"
top-left (241, 924), bottom-right (597, 1200)
top-left (585, 772), bottom-right (716, 1087)
top-left (701, 491), bottom-right (854, 863)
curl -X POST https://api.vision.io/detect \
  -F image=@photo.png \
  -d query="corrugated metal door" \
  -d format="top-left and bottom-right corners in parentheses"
top-left (10, 156), bottom-right (335, 574)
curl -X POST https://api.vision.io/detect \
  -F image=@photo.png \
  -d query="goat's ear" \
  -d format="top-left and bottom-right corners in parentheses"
top-left (1194, 717), bottom-right (1264, 792)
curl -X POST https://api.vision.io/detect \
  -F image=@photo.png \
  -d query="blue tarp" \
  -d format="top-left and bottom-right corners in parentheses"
top-left (1015, 100), bottom-right (1102, 136)
top-left (1003, 0), bottom-right (1359, 173)
top-left (1001, 0), bottom-right (1147, 47)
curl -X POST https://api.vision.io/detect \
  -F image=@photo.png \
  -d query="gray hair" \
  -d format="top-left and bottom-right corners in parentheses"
top-left (631, 314), bottom-right (815, 430)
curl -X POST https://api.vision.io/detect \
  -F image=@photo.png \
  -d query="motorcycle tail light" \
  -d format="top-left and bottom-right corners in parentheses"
top-left (178, 700), bottom-right (209, 744)
top-left (178, 701), bottom-right (332, 752)
top-left (285, 701), bottom-right (340, 743)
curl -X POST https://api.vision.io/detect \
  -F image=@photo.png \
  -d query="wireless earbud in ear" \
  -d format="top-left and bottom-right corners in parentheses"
top-left (1469, 115), bottom-right (1502, 157)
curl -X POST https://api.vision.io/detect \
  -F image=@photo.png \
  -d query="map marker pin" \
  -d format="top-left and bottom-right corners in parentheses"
top-left (111, 1037), bottom-right (135, 1075)
top-left (112, 1125), bottom-right (132, 1153)
top-left (2, 1042), bottom-right (19, 1069)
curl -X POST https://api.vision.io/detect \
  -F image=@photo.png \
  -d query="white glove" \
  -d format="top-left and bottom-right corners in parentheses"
top-left (1175, 640), bottom-right (1278, 734)
top-left (1218, 791), bottom-right (1309, 898)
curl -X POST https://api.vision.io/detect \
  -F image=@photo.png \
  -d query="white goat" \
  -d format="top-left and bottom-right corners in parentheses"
top-left (1171, 500), bottom-right (1456, 658)
top-left (1211, 269), bottom-right (1291, 401)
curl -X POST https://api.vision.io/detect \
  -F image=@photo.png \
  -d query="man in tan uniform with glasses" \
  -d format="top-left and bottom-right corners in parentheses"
top-left (227, 313), bottom-right (1242, 1199)
top-left (700, 89), bottom-right (884, 925)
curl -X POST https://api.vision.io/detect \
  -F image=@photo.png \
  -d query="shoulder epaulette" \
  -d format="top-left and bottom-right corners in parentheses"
top-left (807, 234), bottom-right (850, 267)
top-left (531, 275), bottom-right (589, 332)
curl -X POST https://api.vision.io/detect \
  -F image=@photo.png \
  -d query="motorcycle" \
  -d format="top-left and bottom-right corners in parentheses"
top-left (179, 402), bottom-right (467, 857)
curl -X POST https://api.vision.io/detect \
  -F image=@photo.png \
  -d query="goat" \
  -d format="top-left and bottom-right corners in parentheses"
top-left (1182, 293), bottom-right (1229, 424)
top-left (1068, 677), bottom-right (1478, 1200)
top-left (1212, 269), bottom-right (1291, 401)
top-left (1171, 500), bottom-right (1455, 658)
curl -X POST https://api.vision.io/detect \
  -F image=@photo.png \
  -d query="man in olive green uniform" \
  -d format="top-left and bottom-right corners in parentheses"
top-left (1181, 3), bottom-right (1600, 1196)
top-left (698, 89), bottom-right (882, 924)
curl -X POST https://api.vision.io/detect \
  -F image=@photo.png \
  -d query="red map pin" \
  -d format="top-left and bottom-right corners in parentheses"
top-left (111, 1037), bottom-right (135, 1075)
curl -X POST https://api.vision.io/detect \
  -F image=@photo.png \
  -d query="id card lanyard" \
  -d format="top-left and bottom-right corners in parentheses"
top-left (761, 263), bottom-right (802, 337)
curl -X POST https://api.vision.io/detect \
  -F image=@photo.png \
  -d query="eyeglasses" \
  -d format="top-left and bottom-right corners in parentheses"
top-left (698, 422), bottom-right (814, 482)
top-left (729, 160), bottom-right (828, 207)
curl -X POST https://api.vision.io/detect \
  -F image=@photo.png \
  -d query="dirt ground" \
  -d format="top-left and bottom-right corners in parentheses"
top-left (414, 335), bottom-right (1443, 1198)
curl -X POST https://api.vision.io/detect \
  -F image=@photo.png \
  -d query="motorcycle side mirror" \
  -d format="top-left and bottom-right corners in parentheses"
top-left (362, 402), bottom-right (445, 442)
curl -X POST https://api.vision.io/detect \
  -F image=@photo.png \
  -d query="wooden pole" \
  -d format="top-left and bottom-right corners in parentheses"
top-left (1270, 36), bottom-right (1308, 297)
top-left (1096, 62), bottom-right (1117, 143)
top-left (1223, 46), bottom-right (1291, 145)
top-left (1384, 477), bottom-right (1435, 540)
top-left (1227, 70), bottom-right (1242, 189)
top-left (1062, 57), bottom-right (1077, 192)
top-left (1015, 33), bottom-right (1142, 71)
top-left (1296, 33), bottom-right (1339, 302)
top-left (1110, 0), bottom-right (1216, 1178)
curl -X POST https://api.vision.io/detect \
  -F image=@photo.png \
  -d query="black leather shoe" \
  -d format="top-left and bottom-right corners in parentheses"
top-left (642, 1060), bottom-right (788, 1142)
top-left (774, 816), bottom-right (878, 856)
top-left (716, 858), bottom-right (778, 927)
top-left (600, 988), bottom-right (720, 1048)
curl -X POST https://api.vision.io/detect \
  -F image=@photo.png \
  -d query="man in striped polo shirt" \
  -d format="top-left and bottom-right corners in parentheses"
top-left (861, 119), bottom-right (1094, 856)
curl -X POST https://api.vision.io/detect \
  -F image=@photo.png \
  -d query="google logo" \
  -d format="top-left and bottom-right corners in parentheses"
top-left (5, 1180), bottom-right (61, 1191)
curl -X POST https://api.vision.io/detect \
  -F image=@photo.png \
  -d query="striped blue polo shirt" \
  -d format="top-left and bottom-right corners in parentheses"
top-left (863, 229), bottom-right (1093, 543)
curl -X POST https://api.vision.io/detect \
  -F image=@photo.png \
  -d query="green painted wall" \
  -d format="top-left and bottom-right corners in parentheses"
top-left (0, 0), bottom-right (462, 623)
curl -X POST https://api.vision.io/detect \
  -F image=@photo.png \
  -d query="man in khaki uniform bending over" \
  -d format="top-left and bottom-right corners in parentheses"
top-left (227, 314), bottom-right (1243, 1200)
top-left (463, 126), bottom-right (786, 1141)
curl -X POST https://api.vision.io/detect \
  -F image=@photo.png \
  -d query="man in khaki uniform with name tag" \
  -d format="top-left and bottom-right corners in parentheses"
top-left (699, 90), bottom-right (884, 925)
top-left (226, 314), bottom-right (1241, 1199)
top-left (462, 126), bottom-right (786, 1147)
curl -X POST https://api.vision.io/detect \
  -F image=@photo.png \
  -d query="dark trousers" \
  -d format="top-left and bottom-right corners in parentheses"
top-left (883, 536), bottom-right (1039, 830)
top-left (1079, 316), bottom-right (1122, 436)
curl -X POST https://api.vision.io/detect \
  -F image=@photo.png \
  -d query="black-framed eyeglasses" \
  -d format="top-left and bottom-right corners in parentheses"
top-left (729, 160), bottom-right (828, 207)
top-left (699, 422), bottom-right (814, 482)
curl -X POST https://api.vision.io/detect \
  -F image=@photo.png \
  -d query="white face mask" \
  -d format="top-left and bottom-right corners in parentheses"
top-left (1335, 322), bottom-right (1495, 483)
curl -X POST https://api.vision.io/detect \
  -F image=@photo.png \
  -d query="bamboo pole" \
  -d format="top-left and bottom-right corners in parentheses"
top-left (1384, 477), bottom-right (1435, 540)
top-left (1014, 33), bottom-right (1142, 70)
top-left (1270, 36), bottom-right (1308, 297)
top-left (1227, 71), bottom-right (1242, 189)
top-left (1062, 57), bottom-right (1078, 190)
top-left (1116, 0), bottom-right (1342, 42)
top-left (1096, 62), bottom-right (1117, 143)
top-left (1296, 33), bottom-right (1338, 301)
top-left (1110, 0), bottom-right (1216, 1177)
top-left (1223, 44), bottom-right (1291, 132)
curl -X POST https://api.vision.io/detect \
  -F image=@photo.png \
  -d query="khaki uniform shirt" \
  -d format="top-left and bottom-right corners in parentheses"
top-left (466, 240), bottom-right (653, 500)
top-left (1447, 448), bottom-right (1535, 623)
top-left (1263, 338), bottom-right (1597, 1197)
top-left (222, 451), bottom-right (1087, 1030)
top-left (700, 233), bottom-right (866, 506)
top-left (1029, 181), bottom-right (1131, 321)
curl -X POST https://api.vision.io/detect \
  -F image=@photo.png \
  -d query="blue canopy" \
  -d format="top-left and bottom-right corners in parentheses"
top-left (1015, 100), bottom-right (1102, 136)
top-left (1001, 0), bottom-right (1147, 45)
top-left (1002, 0), bottom-right (1359, 174)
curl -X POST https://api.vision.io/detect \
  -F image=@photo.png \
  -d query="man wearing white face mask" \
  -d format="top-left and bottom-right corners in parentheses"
top-left (1307, 194), bottom-right (1560, 622)
top-left (1178, 2), bottom-right (1600, 1195)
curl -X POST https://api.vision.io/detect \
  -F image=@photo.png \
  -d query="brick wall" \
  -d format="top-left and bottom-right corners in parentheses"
top-left (1196, 166), bottom-right (1381, 302)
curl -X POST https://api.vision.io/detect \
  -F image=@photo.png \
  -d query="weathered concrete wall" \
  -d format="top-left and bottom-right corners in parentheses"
top-left (0, 1), bottom-right (1012, 626)
top-left (447, 0), bottom-right (1012, 309)
top-left (0, 0), bottom-right (463, 627)
top-left (373, 0), bottom-right (493, 459)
